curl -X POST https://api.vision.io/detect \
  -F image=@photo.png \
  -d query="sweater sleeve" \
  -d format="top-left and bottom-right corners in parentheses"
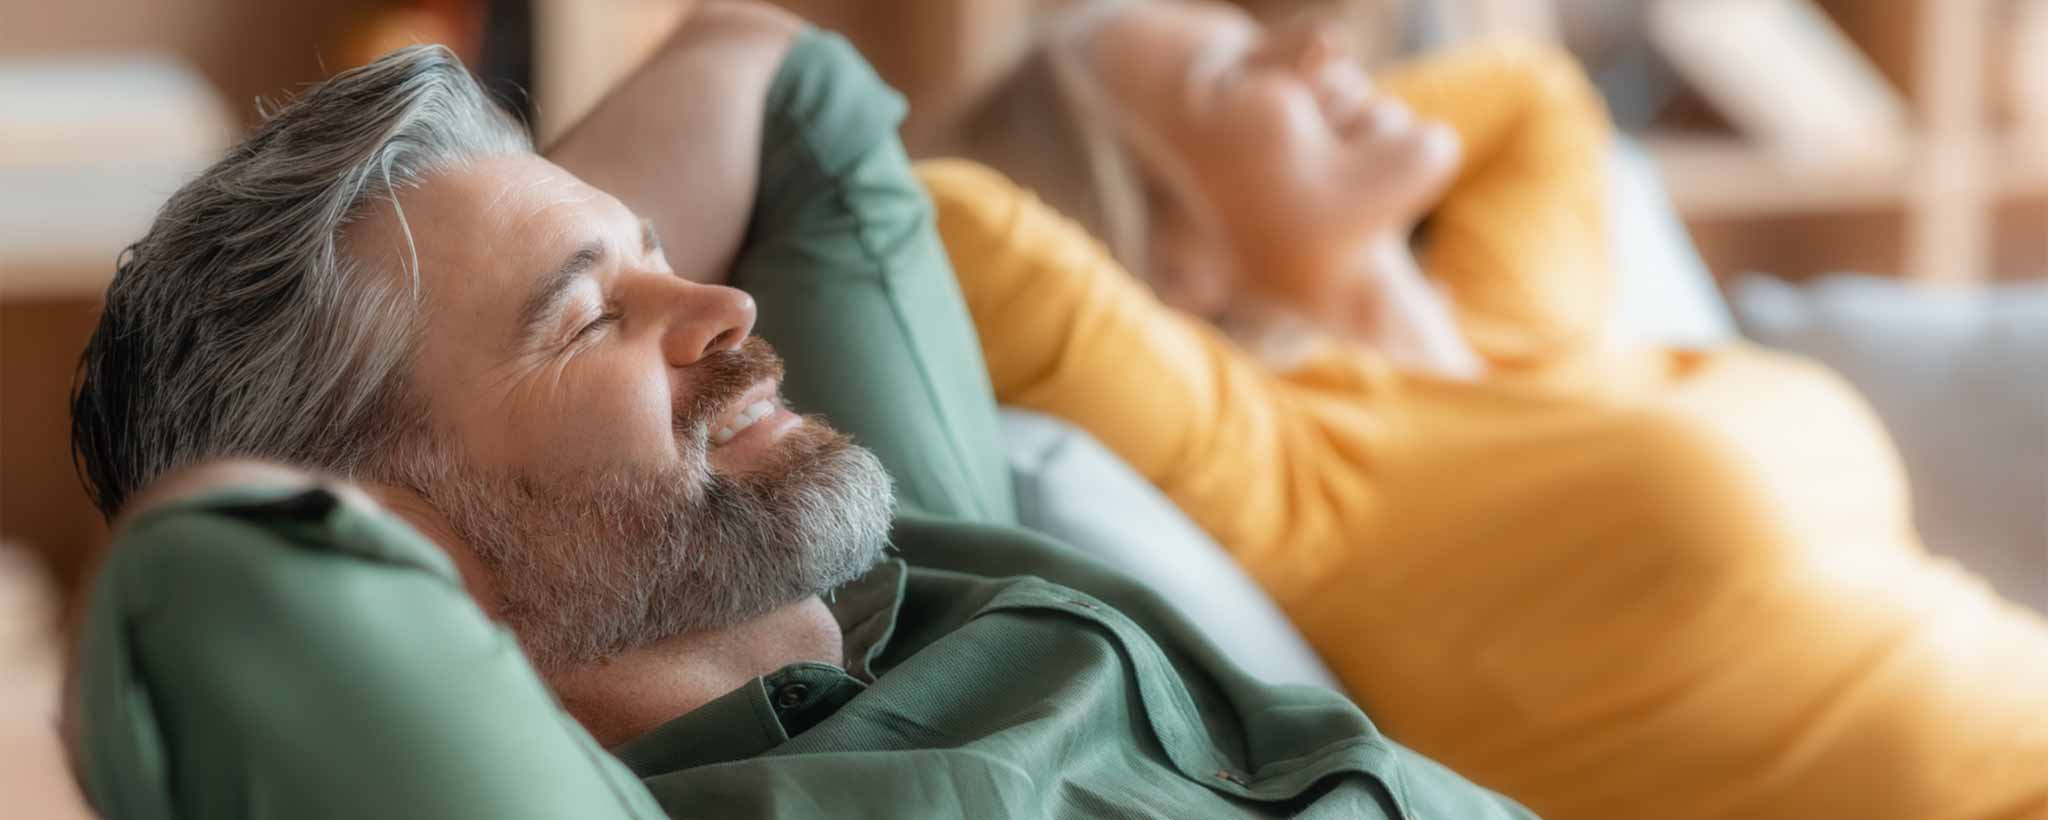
top-left (1378, 41), bottom-right (1616, 370)
top-left (919, 159), bottom-right (1390, 595)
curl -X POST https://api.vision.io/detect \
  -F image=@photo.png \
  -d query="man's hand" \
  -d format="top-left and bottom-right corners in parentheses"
top-left (546, 1), bottom-right (803, 287)
top-left (110, 460), bottom-right (338, 535)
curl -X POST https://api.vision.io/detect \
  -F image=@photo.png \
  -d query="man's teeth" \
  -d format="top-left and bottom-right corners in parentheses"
top-left (712, 400), bottom-right (777, 445)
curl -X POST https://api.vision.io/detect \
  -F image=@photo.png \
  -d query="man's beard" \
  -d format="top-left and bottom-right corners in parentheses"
top-left (402, 339), bottom-right (894, 671)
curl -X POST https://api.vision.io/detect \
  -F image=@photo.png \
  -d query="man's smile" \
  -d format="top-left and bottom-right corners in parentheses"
top-left (706, 379), bottom-right (801, 469)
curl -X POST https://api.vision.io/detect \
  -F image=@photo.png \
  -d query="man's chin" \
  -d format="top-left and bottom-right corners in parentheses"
top-left (716, 420), bottom-right (894, 567)
top-left (435, 417), bottom-right (894, 669)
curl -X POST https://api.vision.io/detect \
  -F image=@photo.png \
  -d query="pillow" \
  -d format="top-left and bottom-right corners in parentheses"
top-left (1732, 273), bottom-right (2048, 612)
top-left (999, 409), bottom-right (1345, 692)
top-left (1603, 139), bottom-right (1738, 347)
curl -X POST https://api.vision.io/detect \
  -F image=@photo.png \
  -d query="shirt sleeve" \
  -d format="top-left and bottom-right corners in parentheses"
top-left (732, 29), bottom-right (1014, 525)
top-left (70, 487), bottom-right (665, 820)
top-left (920, 159), bottom-right (1393, 596)
top-left (1378, 41), bottom-right (1616, 371)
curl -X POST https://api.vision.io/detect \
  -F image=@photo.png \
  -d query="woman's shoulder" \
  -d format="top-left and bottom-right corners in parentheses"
top-left (915, 159), bottom-right (1053, 254)
top-left (916, 158), bottom-right (1026, 209)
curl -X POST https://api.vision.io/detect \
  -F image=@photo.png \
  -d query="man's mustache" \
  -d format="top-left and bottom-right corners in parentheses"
top-left (674, 336), bottom-right (785, 439)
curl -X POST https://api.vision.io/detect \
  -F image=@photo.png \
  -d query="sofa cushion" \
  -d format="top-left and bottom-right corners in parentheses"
top-left (1000, 409), bottom-right (1344, 692)
top-left (1732, 273), bottom-right (2048, 612)
top-left (1603, 140), bottom-right (1737, 347)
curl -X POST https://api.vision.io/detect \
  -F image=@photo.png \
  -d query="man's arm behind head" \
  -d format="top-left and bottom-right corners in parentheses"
top-left (548, 1), bottom-right (803, 289)
top-left (65, 459), bottom-right (668, 819)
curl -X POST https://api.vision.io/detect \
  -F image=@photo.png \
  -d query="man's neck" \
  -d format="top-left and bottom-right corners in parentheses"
top-left (548, 598), bottom-right (846, 747)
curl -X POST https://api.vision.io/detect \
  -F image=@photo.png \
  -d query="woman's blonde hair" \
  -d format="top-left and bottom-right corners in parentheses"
top-left (948, 0), bottom-right (1397, 292)
top-left (950, 0), bottom-right (1160, 279)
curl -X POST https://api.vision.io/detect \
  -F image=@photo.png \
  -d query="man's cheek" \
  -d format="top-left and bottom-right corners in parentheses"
top-left (513, 373), bottom-right (674, 459)
top-left (597, 377), bottom-right (684, 454)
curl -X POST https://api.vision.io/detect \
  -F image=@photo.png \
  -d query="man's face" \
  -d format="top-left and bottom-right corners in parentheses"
top-left (351, 153), bottom-right (892, 668)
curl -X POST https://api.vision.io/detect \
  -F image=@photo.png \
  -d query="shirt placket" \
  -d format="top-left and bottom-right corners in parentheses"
top-left (762, 664), bottom-right (868, 738)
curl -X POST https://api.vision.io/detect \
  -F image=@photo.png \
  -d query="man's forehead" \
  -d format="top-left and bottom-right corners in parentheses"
top-left (394, 155), bottom-right (605, 241)
top-left (349, 154), bottom-right (626, 293)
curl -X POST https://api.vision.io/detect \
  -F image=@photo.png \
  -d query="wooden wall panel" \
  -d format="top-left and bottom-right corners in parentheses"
top-left (0, 297), bottom-right (108, 603)
top-left (0, 0), bottom-right (390, 129)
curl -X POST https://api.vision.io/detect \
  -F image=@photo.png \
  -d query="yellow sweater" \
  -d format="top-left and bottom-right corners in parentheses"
top-left (920, 43), bottom-right (2048, 820)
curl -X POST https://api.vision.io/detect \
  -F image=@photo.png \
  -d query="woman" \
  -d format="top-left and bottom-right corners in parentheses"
top-left (914, 2), bottom-right (2048, 819)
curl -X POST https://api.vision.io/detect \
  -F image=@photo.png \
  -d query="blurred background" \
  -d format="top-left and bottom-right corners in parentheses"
top-left (2, 1), bottom-right (2044, 815)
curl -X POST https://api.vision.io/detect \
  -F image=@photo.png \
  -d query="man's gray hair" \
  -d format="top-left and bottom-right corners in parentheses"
top-left (71, 45), bottom-right (531, 517)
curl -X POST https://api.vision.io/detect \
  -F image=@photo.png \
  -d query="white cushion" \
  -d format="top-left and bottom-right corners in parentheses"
top-left (1604, 140), bottom-right (1737, 347)
top-left (1732, 273), bottom-right (2048, 612)
top-left (1000, 409), bottom-right (1345, 692)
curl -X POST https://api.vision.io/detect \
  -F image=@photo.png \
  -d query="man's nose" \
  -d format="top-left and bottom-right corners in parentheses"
top-left (660, 281), bottom-right (757, 367)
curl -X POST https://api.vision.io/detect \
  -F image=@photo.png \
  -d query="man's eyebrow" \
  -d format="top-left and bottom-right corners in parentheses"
top-left (516, 239), bottom-right (606, 342)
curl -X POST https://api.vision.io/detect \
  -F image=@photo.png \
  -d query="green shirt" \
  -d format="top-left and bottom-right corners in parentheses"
top-left (72, 29), bottom-right (1536, 820)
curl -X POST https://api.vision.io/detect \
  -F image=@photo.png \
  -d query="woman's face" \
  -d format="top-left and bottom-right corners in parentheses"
top-left (1089, 2), bottom-right (1460, 314)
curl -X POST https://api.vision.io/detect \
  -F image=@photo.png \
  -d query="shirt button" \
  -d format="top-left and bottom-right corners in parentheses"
top-left (774, 683), bottom-right (810, 710)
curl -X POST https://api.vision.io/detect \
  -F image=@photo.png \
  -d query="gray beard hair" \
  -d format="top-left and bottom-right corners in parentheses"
top-left (407, 420), bottom-right (894, 672)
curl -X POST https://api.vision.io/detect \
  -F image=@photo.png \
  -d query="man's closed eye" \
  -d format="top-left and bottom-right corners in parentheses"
top-left (574, 309), bottom-right (623, 344)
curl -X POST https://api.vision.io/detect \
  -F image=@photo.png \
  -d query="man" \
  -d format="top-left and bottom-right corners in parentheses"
top-left (67, 3), bottom-right (1534, 817)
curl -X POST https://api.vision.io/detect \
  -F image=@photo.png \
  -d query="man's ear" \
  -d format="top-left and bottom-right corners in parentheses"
top-left (355, 480), bottom-right (505, 617)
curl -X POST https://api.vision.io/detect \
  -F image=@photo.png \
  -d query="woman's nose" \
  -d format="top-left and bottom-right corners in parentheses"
top-left (1286, 21), bottom-right (1348, 75)
top-left (660, 281), bottom-right (757, 367)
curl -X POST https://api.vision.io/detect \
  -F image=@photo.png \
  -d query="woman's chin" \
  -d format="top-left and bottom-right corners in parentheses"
top-left (1331, 127), bottom-right (1463, 230)
top-left (1383, 124), bottom-right (1463, 199)
top-left (1413, 121), bottom-right (1462, 167)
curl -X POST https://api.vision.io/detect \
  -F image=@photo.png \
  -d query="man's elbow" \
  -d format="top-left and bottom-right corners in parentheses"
top-left (657, 0), bottom-right (804, 58)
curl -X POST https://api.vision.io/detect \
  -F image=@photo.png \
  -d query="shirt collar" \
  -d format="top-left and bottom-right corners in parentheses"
top-left (826, 557), bottom-right (907, 682)
top-left (608, 558), bottom-right (907, 775)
